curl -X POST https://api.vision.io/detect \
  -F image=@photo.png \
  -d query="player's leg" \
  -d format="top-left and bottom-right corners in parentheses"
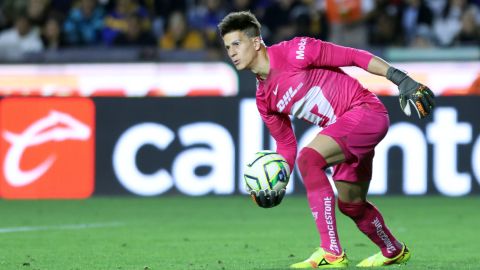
top-left (325, 107), bottom-right (409, 267)
top-left (334, 166), bottom-right (410, 267)
top-left (290, 134), bottom-right (349, 269)
top-left (291, 106), bottom-right (389, 269)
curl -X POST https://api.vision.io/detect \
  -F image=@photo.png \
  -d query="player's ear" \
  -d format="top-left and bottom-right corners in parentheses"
top-left (253, 36), bottom-right (262, 51)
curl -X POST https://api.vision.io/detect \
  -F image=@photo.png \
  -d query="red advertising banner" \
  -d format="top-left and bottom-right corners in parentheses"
top-left (0, 98), bottom-right (95, 199)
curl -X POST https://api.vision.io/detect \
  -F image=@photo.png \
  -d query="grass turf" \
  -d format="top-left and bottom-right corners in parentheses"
top-left (0, 196), bottom-right (478, 270)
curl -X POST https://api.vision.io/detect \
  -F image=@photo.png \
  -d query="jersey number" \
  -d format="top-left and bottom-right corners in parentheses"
top-left (308, 104), bottom-right (330, 127)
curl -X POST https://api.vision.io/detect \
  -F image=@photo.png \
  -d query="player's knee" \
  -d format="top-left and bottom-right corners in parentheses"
top-left (338, 199), bottom-right (367, 220)
top-left (298, 147), bottom-right (331, 192)
top-left (297, 147), bottom-right (328, 173)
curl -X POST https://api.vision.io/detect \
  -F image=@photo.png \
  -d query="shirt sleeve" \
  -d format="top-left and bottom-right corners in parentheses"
top-left (257, 100), bottom-right (297, 171)
top-left (302, 37), bottom-right (373, 70)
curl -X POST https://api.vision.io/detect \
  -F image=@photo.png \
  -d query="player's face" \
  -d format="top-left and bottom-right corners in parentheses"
top-left (223, 31), bottom-right (259, 70)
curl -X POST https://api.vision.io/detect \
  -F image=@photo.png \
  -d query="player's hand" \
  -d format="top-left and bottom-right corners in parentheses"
top-left (387, 67), bottom-right (435, 119)
top-left (250, 189), bottom-right (286, 208)
top-left (399, 84), bottom-right (435, 119)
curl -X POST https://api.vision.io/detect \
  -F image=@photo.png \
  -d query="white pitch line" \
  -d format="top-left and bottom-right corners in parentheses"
top-left (0, 222), bottom-right (123, 234)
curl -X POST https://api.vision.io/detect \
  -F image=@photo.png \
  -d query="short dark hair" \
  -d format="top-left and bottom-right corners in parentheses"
top-left (217, 11), bottom-right (261, 38)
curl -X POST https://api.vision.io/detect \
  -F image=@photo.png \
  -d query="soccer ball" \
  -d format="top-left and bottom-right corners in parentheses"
top-left (243, 150), bottom-right (290, 192)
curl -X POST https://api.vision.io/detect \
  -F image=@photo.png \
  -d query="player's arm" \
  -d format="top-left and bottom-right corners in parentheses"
top-left (308, 38), bottom-right (373, 70)
top-left (260, 113), bottom-right (297, 172)
top-left (307, 38), bottom-right (435, 119)
top-left (251, 106), bottom-right (297, 208)
top-left (366, 56), bottom-right (435, 119)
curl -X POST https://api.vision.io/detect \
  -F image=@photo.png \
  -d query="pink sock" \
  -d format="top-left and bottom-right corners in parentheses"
top-left (338, 200), bottom-right (403, 258)
top-left (298, 147), bottom-right (342, 256)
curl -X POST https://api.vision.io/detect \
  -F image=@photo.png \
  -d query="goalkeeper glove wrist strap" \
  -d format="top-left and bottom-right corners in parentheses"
top-left (387, 66), bottom-right (408, 86)
top-left (387, 66), bottom-right (420, 95)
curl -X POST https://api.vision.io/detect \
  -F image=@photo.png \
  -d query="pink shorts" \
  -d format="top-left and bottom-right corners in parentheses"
top-left (320, 106), bottom-right (389, 182)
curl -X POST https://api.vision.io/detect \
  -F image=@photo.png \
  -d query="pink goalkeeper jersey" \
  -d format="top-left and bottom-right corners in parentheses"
top-left (256, 37), bottom-right (387, 169)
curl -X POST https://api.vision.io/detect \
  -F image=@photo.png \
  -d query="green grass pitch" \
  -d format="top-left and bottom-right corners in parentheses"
top-left (0, 196), bottom-right (478, 270)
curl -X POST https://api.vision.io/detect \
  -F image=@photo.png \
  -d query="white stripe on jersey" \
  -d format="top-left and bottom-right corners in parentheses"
top-left (290, 86), bottom-right (337, 127)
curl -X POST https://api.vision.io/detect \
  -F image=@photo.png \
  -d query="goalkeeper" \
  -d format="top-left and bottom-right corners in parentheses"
top-left (218, 11), bottom-right (435, 269)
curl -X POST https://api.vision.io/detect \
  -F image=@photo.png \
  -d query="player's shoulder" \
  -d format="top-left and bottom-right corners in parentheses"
top-left (269, 37), bottom-right (323, 67)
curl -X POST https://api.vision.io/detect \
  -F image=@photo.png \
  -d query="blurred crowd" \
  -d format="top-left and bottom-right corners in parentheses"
top-left (0, 0), bottom-right (479, 60)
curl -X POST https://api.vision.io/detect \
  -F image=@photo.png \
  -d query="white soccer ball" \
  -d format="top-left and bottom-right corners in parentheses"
top-left (243, 150), bottom-right (290, 192)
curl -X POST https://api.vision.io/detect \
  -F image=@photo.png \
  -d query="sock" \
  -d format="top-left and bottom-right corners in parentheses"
top-left (298, 147), bottom-right (342, 256)
top-left (338, 200), bottom-right (403, 258)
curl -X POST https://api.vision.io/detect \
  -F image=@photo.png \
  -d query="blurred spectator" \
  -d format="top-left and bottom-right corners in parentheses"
top-left (433, 0), bottom-right (475, 46)
top-left (0, 0), bottom-right (477, 56)
top-left (64, 0), bottom-right (104, 46)
top-left (102, 0), bottom-right (150, 45)
top-left (410, 24), bottom-right (435, 47)
top-left (0, 0), bottom-right (51, 27)
top-left (27, 0), bottom-right (51, 26)
top-left (159, 11), bottom-right (205, 50)
top-left (249, 0), bottom-right (271, 20)
top-left (400, 0), bottom-right (433, 46)
top-left (425, 0), bottom-right (447, 17)
top-left (369, 12), bottom-right (399, 46)
top-left (289, 1), bottom-right (328, 40)
top-left (41, 13), bottom-right (66, 50)
top-left (113, 14), bottom-right (156, 46)
top-left (456, 5), bottom-right (480, 45)
top-left (189, 0), bottom-right (227, 48)
top-left (366, 0), bottom-right (403, 46)
top-left (292, 8), bottom-right (314, 38)
top-left (284, 0), bottom-right (328, 41)
top-left (189, 0), bottom-right (227, 29)
top-left (325, 0), bottom-right (374, 47)
top-left (144, 0), bottom-right (187, 39)
top-left (262, 0), bottom-right (301, 44)
top-left (0, 13), bottom-right (43, 60)
top-left (1, 0), bottom-right (28, 29)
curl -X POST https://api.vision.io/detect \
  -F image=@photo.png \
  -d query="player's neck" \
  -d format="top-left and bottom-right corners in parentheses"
top-left (250, 45), bottom-right (269, 81)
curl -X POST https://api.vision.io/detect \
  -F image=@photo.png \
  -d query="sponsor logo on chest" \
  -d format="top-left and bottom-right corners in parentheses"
top-left (276, 82), bottom-right (303, 112)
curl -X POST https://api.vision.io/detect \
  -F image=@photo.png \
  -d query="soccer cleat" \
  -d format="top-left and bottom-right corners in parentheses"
top-left (356, 244), bottom-right (411, 267)
top-left (290, 248), bottom-right (348, 268)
